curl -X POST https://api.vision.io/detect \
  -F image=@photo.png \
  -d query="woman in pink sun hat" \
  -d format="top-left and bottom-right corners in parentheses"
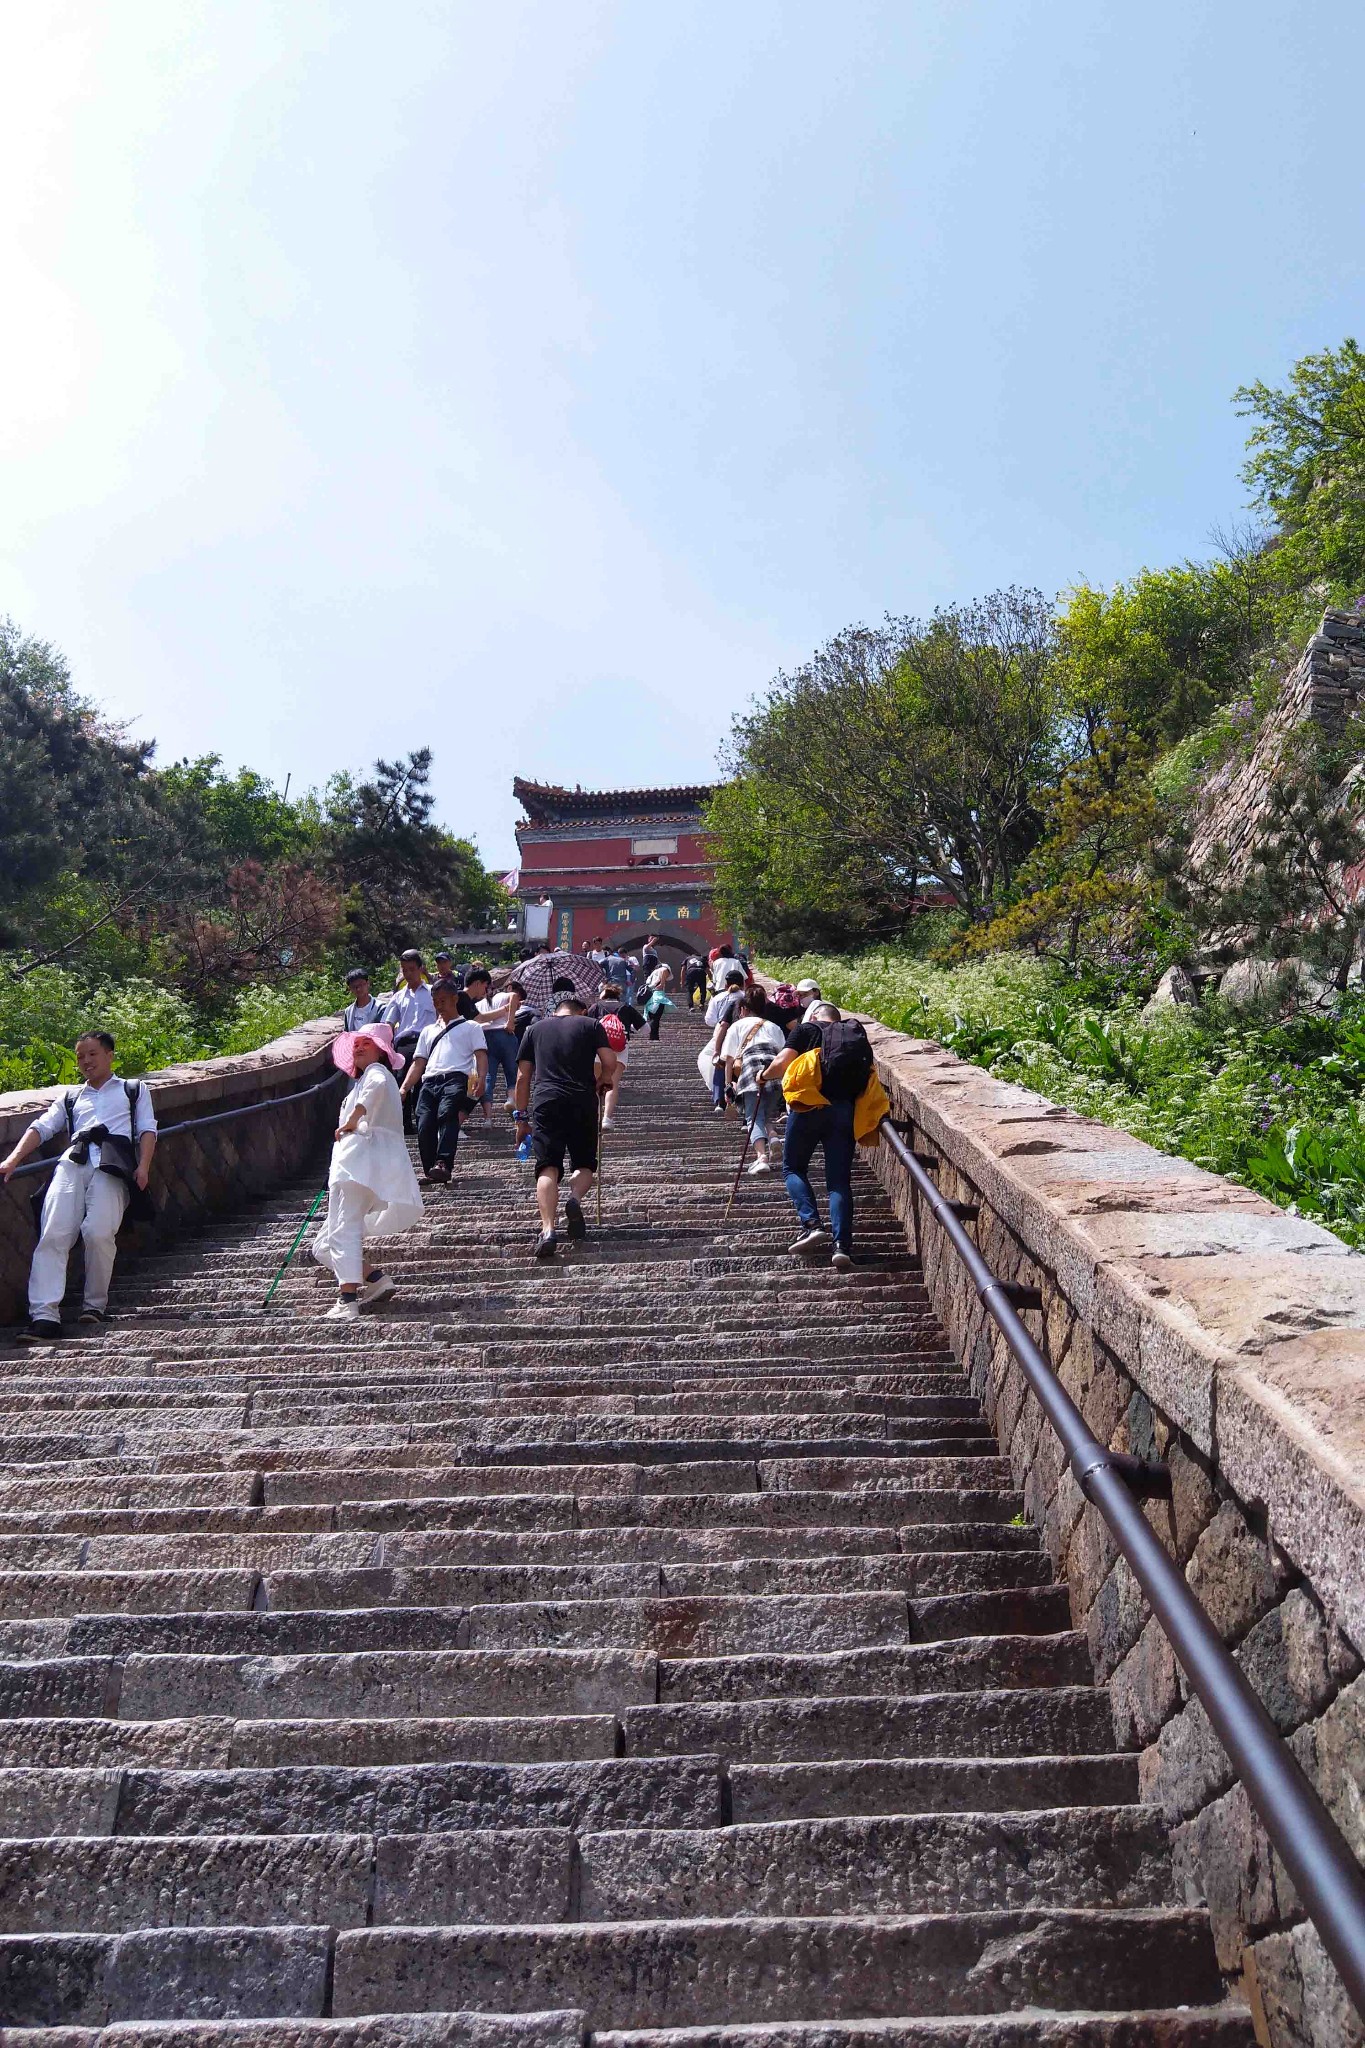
top-left (311, 1023), bottom-right (423, 1322)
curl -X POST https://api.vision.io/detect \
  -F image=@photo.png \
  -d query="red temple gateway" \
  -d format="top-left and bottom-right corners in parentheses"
top-left (512, 778), bottom-right (732, 967)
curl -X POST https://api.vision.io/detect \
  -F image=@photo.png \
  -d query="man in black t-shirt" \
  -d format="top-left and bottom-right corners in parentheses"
top-left (513, 983), bottom-right (619, 1260)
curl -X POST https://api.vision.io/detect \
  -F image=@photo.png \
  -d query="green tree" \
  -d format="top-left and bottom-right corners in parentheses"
top-left (1055, 545), bottom-right (1293, 749)
top-left (1237, 338), bottom-right (1365, 597)
top-left (155, 756), bottom-right (322, 865)
top-left (714, 589), bottom-right (1062, 944)
top-left (964, 722), bottom-right (1163, 966)
top-left (325, 751), bottom-right (505, 962)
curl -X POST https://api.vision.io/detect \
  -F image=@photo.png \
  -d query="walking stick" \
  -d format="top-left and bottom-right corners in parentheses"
top-left (596, 1093), bottom-right (605, 1228)
top-left (262, 1186), bottom-right (328, 1309)
top-left (725, 1098), bottom-right (764, 1219)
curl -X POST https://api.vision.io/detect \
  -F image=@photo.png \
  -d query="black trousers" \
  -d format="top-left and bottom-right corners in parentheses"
top-left (395, 1036), bottom-right (420, 1131)
top-left (415, 1074), bottom-right (471, 1173)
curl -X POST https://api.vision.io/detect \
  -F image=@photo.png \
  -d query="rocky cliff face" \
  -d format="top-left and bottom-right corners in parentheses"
top-left (1189, 608), bottom-right (1365, 887)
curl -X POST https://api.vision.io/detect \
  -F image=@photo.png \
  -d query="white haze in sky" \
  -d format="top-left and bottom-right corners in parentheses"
top-left (2, 0), bottom-right (1362, 865)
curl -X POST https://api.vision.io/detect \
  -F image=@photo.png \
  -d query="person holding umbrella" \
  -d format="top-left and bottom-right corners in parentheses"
top-left (512, 978), bottom-right (619, 1261)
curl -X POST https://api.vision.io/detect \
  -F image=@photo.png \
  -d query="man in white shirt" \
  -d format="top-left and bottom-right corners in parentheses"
top-left (400, 979), bottom-right (488, 1181)
top-left (382, 952), bottom-right (438, 1131)
top-left (342, 968), bottom-right (384, 1031)
top-left (0, 1030), bottom-right (157, 1341)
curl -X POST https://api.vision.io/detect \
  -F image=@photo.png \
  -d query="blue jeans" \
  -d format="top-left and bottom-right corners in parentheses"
top-left (783, 1097), bottom-right (855, 1252)
top-left (736, 1081), bottom-right (783, 1145)
top-left (482, 1029), bottom-right (519, 1104)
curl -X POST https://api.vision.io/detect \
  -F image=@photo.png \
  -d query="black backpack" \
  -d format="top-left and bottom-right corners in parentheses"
top-left (818, 1019), bottom-right (874, 1101)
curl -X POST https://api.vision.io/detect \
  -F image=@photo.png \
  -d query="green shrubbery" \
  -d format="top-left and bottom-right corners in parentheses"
top-left (766, 944), bottom-right (1365, 1247)
top-left (0, 967), bottom-right (342, 1093)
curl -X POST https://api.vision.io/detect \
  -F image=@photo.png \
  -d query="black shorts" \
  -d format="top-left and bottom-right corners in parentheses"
top-left (531, 1096), bottom-right (599, 1177)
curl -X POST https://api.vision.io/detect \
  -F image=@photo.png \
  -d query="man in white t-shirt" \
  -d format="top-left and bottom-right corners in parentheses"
top-left (0, 1029), bottom-right (158, 1340)
top-left (399, 979), bottom-right (488, 1181)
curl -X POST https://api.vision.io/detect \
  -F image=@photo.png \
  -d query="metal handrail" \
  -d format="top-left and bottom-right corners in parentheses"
top-left (878, 1113), bottom-right (1365, 2016)
top-left (5, 1073), bottom-right (345, 1184)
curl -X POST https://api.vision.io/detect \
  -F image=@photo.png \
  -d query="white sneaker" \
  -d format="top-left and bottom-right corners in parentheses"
top-left (601, 1117), bottom-right (616, 1131)
top-left (747, 1157), bottom-right (771, 1175)
top-left (359, 1271), bottom-right (396, 1306)
top-left (831, 1249), bottom-right (854, 1272)
top-left (324, 1297), bottom-right (361, 1322)
top-left (790, 1228), bottom-right (830, 1255)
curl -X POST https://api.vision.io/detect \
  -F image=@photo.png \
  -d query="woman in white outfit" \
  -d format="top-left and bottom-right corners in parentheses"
top-left (312, 1022), bottom-right (423, 1323)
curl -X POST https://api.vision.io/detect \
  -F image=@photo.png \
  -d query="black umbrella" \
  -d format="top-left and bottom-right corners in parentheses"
top-left (514, 949), bottom-right (602, 1011)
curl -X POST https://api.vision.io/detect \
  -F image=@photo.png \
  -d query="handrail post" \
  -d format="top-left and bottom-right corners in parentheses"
top-left (878, 1113), bottom-right (1365, 2017)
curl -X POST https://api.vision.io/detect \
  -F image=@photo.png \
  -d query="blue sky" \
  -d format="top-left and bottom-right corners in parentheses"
top-left (2, 0), bottom-right (1362, 869)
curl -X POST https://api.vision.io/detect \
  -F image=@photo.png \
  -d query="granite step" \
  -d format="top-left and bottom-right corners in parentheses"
top-left (328, 1912), bottom-right (1227, 2029)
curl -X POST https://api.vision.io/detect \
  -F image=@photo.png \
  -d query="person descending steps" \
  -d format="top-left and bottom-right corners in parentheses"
top-left (399, 977), bottom-right (488, 1183)
top-left (311, 1020), bottom-right (423, 1319)
top-left (513, 977), bottom-right (620, 1259)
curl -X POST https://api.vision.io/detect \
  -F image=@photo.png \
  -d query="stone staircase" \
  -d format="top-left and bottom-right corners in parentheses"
top-left (0, 1016), bottom-right (1254, 2043)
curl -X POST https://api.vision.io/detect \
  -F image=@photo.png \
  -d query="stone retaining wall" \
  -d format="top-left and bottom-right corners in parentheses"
top-left (0, 1017), bottom-right (343, 1326)
top-left (859, 1016), bottom-right (1365, 2045)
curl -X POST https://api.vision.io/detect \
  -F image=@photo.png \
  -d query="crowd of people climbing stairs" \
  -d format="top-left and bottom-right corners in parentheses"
top-left (0, 937), bottom-right (887, 1339)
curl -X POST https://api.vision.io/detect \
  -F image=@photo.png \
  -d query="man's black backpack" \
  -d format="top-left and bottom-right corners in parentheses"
top-left (818, 1019), bottom-right (874, 1101)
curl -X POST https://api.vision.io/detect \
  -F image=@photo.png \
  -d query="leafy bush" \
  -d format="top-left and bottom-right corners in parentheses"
top-left (0, 964), bottom-right (342, 1092)
top-left (765, 943), bottom-right (1365, 1247)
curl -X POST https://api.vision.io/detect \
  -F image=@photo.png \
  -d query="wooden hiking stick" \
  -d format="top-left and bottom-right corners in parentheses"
top-left (262, 1186), bottom-right (327, 1308)
top-left (725, 1099), bottom-right (764, 1219)
top-left (596, 1093), bottom-right (605, 1227)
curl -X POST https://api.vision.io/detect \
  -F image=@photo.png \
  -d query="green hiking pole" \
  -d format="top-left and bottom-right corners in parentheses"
top-left (262, 1186), bottom-right (327, 1309)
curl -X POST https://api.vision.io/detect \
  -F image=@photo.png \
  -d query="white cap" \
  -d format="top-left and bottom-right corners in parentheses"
top-left (795, 978), bottom-right (820, 993)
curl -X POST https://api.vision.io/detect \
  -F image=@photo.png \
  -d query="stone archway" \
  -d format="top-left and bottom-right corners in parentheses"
top-left (611, 929), bottom-right (701, 977)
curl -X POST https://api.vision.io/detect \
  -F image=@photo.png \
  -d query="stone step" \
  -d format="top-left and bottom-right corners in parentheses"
top-left (253, 1558), bottom-right (1057, 1608)
top-left (0, 1573), bottom-right (261, 1619)
top-left (595, 2015), bottom-right (1256, 2047)
top-left (623, 1687), bottom-right (1115, 1761)
top-left (0, 1587), bottom-right (1015, 1660)
top-left (328, 1912), bottom-right (1226, 2029)
top-left (6, 1754), bottom-right (723, 1838)
top-left (575, 1808), bottom-right (1178, 1919)
top-left (0, 1828), bottom-right (574, 1930)
top-left (0, 1711), bottom-right (621, 1770)
top-left (5, 2016), bottom-right (587, 2047)
top-left (0, 1648), bottom-right (656, 1722)
top-left (657, 1635), bottom-right (1090, 1703)
top-left (727, 1753), bottom-right (1139, 1822)
top-left (0, 1808), bottom-right (1178, 1934)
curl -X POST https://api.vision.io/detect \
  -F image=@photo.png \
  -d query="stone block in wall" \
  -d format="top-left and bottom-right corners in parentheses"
top-left (1174, 1779), bottom-right (1283, 1969)
top-left (1186, 1503), bottom-right (1290, 1649)
top-left (1288, 1668), bottom-right (1365, 1868)
top-left (1141, 1588), bottom-right (1357, 1829)
top-left (1247, 1919), bottom-right (1364, 2048)
top-left (1111, 1613), bottom-right (1181, 1750)
top-left (1088, 1552), bottom-right (1148, 1684)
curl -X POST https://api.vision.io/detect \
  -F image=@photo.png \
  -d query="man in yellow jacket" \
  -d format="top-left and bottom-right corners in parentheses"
top-left (760, 1001), bottom-right (882, 1273)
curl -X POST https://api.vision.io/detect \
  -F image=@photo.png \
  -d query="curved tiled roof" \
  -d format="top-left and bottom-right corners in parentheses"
top-left (513, 776), bottom-right (717, 823)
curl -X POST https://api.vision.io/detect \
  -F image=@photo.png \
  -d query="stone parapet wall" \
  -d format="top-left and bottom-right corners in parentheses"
top-left (0, 1016), bottom-right (343, 1326)
top-left (1189, 607), bottom-right (1365, 884)
top-left (857, 1016), bottom-right (1365, 2044)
